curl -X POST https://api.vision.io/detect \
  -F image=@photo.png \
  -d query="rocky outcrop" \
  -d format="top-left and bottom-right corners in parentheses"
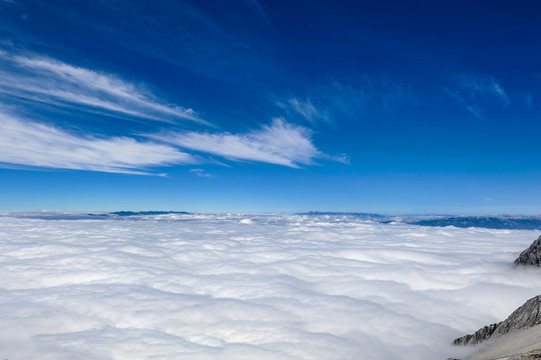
top-left (515, 236), bottom-right (541, 266)
top-left (454, 295), bottom-right (541, 345)
top-left (453, 323), bottom-right (499, 345)
top-left (451, 235), bottom-right (541, 359)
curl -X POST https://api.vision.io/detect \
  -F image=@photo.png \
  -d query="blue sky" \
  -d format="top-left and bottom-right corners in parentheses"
top-left (0, 0), bottom-right (540, 214)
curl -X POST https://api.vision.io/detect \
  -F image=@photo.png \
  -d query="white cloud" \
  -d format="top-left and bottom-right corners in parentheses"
top-left (0, 52), bottom-right (208, 125)
top-left (151, 118), bottom-right (322, 168)
top-left (0, 107), bottom-right (335, 173)
top-left (0, 51), bottom-right (343, 172)
top-left (0, 112), bottom-right (197, 175)
top-left (190, 168), bottom-right (214, 178)
top-left (278, 97), bottom-right (330, 124)
top-left (1, 214), bottom-right (541, 359)
top-left (329, 153), bottom-right (350, 164)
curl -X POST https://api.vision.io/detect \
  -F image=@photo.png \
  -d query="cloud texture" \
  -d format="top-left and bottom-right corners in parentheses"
top-left (152, 118), bottom-right (321, 168)
top-left (1, 214), bottom-right (541, 359)
top-left (278, 77), bottom-right (417, 126)
top-left (0, 112), bottom-right (195, 174)
top-left (0, 50), bottom-right (333, 174)
top-left (0, 111), bottom-right (326, 173)
top-left (0, 52), bottom-right (204, 124)
top-left (445, 74), bottom-right (511, 119)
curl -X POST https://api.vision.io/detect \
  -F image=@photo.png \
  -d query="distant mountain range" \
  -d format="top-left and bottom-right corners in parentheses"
top-left (299, 212), bottom-right (541, 230)
top-left (107, 211), bottom-right (191, 216)
top-left (407, 216), bottom-right (541, 230)
top-left (87, 210), bottom-right (191, 218)
top-left (3, 211), bottom-right (541, 230)
top-left (0, 210), bottom-right (191, 220)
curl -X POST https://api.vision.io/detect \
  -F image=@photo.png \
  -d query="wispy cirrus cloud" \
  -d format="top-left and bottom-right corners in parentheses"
top-left (150, 118), bottom-right (322, 168)
top-left (242, 0), bottom-right (269, 23)
top-left (277, 97), bottom-right (330, 124)
top-left (444, 74), bottom-right (511, 119)
top-left (457, 74), bottom-right (511, 106)
top-left (0, 108), bottom-right (337, 174)
top-left (278, 76), bottom-right (417, 125)
top-left (0, 51), bottom-right (339, 174)
top-left (16, 0), bottom-right (261, 80)
top-left (190, 168), bottom-right (214, 178)
top-left (0, 112), bottom-right (197, 175)
top-left (0, 51), bottom-right (207, 125)
top-left (466, 105), bottom-right (484, 120)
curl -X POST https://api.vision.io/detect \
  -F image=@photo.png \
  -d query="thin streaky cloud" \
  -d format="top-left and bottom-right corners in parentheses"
top-left (150, 118), bottom-right (323, 168)
top-left (278, 97), bottom-right (330, 124)
top-left (327, 153), bottom-right (350, 164)
top-left (458, 74), bottom-right (511, 106)
top-left (0, 86), bottom-right (173, 123)
top-left (278, 77), bottom-right (417, 126)
top-left (190, 168), bottom-right (214, 178)
top-left (0, 52), bottom-right (209, 125)
top-left (467, 105), bottom-right (483, 120)
top-left (28, 0), bottom-right (259, 80)
top-left (13, 56), bottom-right (199, 120)
top-left (0, 112), bottom-right (198, 175)
top-left (243, 0), bottom-right (269, 23)
top-left (444, 74), bottom-right (511, 119)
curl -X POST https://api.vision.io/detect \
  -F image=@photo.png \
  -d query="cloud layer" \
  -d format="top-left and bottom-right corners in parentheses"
top-left (1, 214), bottom-right (541, 359)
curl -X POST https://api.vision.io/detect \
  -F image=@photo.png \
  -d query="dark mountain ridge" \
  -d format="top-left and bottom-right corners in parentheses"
top-left (108, 211), bottom-right (191, 216)
top-left (454, 295), bottom-right (541, 346)
top-left (408, 215), bottom-right (541, 230)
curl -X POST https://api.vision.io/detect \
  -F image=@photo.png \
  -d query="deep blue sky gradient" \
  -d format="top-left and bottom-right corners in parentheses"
top-left (1, 0), bottom-right (540, 214)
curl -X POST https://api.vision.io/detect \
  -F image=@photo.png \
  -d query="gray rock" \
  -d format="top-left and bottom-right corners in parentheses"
top-left (453, 323), bottom-right (499, 345)
top-left (454, 295), bottom-right (541, 345)
top-left (515, 236), bottom-right (541, 266)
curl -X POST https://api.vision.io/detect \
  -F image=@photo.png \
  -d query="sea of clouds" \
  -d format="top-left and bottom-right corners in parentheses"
top-left (1, 213), bottom-right (541, 359)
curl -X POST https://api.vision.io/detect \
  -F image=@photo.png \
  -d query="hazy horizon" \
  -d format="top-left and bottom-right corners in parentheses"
top-left (4, 209), bottom-right (541, 218)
